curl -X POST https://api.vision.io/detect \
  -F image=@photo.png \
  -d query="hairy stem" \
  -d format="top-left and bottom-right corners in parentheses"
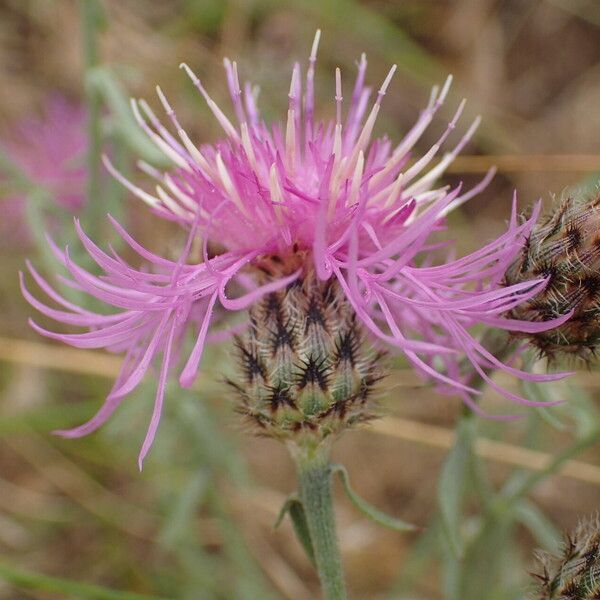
top-left (81, 0), bottom-right (103, 234)
top-left (295, 448), bottom-right (347, 600)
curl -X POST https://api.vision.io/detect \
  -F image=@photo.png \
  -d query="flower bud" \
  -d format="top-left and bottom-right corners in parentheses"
top-left (505, 190), bottom-right (600, 360)
top-left (228, 271), bottom-right (385, 449)
top-left (532, 516), bottom-right (600, 599)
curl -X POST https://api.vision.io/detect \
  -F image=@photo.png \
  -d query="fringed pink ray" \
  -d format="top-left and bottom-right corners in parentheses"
top-left (24, 32), bottom-right (570, 467)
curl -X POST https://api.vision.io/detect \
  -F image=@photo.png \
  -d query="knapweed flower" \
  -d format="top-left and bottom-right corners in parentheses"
top-left (532, 516), bottom-right (600, 599)
top-left (23, 32), bottom-right (570, 467)
top-left (1, 96), bottom-right (87, 245)
top-left (505, 189), bottom-right (600, 361)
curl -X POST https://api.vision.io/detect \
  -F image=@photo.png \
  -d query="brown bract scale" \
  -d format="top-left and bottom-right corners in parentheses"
top-left (505, 191), bottom-right (600, 361)
top-left (253, 244), bottom-right (308, 281)
top-left (532, 516), bottom-right (600, 599)
top-left (228, 271), bottom-right (385, 449)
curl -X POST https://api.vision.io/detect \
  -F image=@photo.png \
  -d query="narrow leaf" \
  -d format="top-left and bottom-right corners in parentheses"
top-left (274, 494), bottom-right (315, 565)
top-left (515, 500), bottom-right (560, 550)
top-left (0, 560), bottom-right (171, 600)
top-left (437, 417), bottom-right (475, 559)
top-left (331, 464), bottom-right (417, 531)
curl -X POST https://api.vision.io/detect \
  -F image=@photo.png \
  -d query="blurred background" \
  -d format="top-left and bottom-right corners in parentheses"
top-left (1, 1), bottom-right (600, 598)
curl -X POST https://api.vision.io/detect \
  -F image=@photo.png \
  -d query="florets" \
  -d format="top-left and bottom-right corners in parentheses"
top-left (22, 32), bottom-right (571, 466)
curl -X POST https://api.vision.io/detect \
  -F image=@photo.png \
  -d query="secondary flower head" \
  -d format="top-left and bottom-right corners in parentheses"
top-left (1, 96), bottom-right (87, 244)
top-left (532, 516), bottom-right (600, 599)
top-left (505, 188), bottom-right (600, 361)
top-left (23, 33), bottom-right (570, 467)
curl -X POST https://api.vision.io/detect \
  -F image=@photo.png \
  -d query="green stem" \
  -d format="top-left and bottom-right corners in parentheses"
top-left (0, 558), bottom-right (171, 600)
top-left (295, 449), bottom-right (347, 600)
top-left (81, 0), bottom-right (103, 234)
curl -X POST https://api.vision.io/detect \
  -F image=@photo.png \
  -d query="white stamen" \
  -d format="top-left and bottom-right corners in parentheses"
top-left (438, 74), bottom-right (453, 106)
top-left (286, 109), bottom-right (296, 171)
top-left (164, 174), bottom-right (210, 219)
top-left (286, 66), bottom-right (299, 171)
top-left (347, 150), bottom-right (364, 206)
top-left (371, 77), bottom-right (454, 189)
top-left (224, 58), bottom-right (246, 124)
top-left (177, 128), bottom-right (214, 177)
top-left (156, 185), bottom-right (192, 218)
top-left (130, 99), bottom-right (190, 170)
top-left (269, 163), bottom-right (286, 225)
top-left (328, 155), bottom-right (347, 215)
top-left (371, 144), bottom-right (443, 206)
top-left (345, 64), bottom-right (397, 176)
top-left (335, 67), bottom-right (343, 125)
top-left (136, 159), bottom-right (162, 180)
top-left (383, 172), bottom-right (404, 208)
top-left (103, 155), bottom-right (160, 208)
top-left (180, 63), bottom-right (240, 141)
top-left (310, 29), bottom-right (321, 62)
top-left (379, 64), bottom-right (398, 96)
top-left (240, 122), bottom-right (257, 171)
top-left (153, 85), bottom-right (212, 176)
top-left (427, 85), bottom-right (439, 110)
top-left (215, 152), bottom-right (249, 217)
top-left (404, 116), bottom-right (481, 198)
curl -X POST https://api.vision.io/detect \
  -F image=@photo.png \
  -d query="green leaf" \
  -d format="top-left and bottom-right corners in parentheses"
top-left (86, 67), bottom-right (170, 166)
top-left (437, 417), bottom-right (475, 559)
top-left (390, 518), bottom-right (441, 596)
top-left (514, 500), bottom-right (560, 550)
top-left (158, 471), bottom-right (209, 548)
top-left (331, 464), bottom-right (417, 532)
top-left (562, 381), bottom-right (600, 437)
top-left (0, 145), bottom-right (34, 190)
top-left (0, 560), bottom-right (172, 600)
top-left (274, 494), bottom-right (316, 565)
top-left (0, 399), bottom-right (102, 438)
top-left (520, 379), bottom-right (567, 431)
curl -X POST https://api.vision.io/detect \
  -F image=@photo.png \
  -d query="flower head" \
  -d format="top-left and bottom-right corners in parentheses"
top-left (1, 96), bottom-right (87, 244)
top-left (23, 33), bottom-right (570, 467)
top-left (531, 515), bottom-right (600, 599)
top-left (230, 272), bottom-right (385, 449)
top-left (505, 188), bottom-right (600, 361)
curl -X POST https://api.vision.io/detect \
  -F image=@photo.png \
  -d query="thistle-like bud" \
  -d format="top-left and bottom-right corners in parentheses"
top-left (229, 271), bottom-right (385, 449)
top-left (532, 517), bottom-right (600, 599)
top-left (505, 190), bottom-right (600, 360)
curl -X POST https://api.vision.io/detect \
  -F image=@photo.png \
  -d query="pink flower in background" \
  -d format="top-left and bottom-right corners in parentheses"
top-left (1, 96), bottom-right (87, 243)
top-left (23, 33), bottom-right (571, 467)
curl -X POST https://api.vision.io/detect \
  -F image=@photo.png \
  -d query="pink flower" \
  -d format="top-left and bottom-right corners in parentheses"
top-left (23, 33), bottom-right (570, 467)
top-left (1, 96), bottom-right (87, 244)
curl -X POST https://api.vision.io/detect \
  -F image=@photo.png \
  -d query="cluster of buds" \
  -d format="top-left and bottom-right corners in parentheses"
top-left (229, 256), bottom-right (384, 450)
top-left (532, 517), bottom-right (600, 599)
top-left (505, 190), bottom-right (600, 360)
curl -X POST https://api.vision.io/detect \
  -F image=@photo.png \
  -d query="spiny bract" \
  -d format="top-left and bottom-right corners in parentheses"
top-left (532, 517), bottom-right (600, 599)
top-left (229, 266), bottom-right (384, 447)
top-left (505, 190), bottom-right (600, 360)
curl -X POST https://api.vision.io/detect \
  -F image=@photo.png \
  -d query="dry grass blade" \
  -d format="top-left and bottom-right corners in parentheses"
top-left (447, 154), bottom-right (600, 173)
top-left (370, 418), bottom-right (600, 486)
top-left (1, 336), bottom-right (600, 487)
top-left (2, 430), bottom-right (158, 539)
